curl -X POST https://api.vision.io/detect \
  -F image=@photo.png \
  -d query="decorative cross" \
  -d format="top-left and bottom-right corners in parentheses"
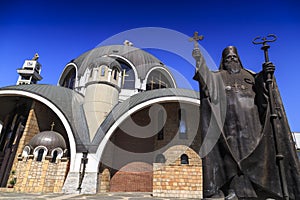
top-left (150, 76), bottom-right (155, 90)
top-left (50, 122), bottom-right (55, 131)
top-left (156, 74), bottom-right (166, 89)
top-left (189, 31), bottom-right (204, 48)
top-left (233, 82), bottom-right (239, 90)
top-left (122, 69), bottom-right (129, 86)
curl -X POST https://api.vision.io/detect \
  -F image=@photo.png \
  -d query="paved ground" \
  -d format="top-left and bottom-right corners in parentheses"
top-left (0, 192), bottom-right (200, 200)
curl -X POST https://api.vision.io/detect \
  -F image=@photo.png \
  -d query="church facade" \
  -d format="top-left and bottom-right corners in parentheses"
top-left (0, 42), bottom-right (203, 198)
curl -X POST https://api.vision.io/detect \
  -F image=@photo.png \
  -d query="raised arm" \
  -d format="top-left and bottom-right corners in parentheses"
top-left (192, 47), bottom-right (213, 98)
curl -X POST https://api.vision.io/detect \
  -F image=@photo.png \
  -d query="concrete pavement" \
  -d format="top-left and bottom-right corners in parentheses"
top-left (0, 192), bottom-right (200, 200)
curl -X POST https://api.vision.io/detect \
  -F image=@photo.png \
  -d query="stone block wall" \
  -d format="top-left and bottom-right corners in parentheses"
top-left (13, 157), bottom-right (69, 193)
top-left (98, 168), bottom-right (110, 193)
top-left (7, 107), bottom-right (40, 187)
top-left (153, 145), bottom-right (202, 199)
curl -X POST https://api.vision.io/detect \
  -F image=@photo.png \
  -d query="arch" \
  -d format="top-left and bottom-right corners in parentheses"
top-left (58, 63), bottom-right (78, 89)
top-left (108, 55), bottom-right (140, 89)
top-left (33, 146), bottom-right (48, 161)
top-left (155, 154), bottom-right (166, 163)
top-left (100, 65), bottom-right (106, 76)
top-left (180, 154), bottom-right (189, 164)
top-left (0, 90), bottom-right (76, 170)
top-left (96, 96), bottom-right (200, 167)
top-left (51, 150), bottom-right (58, 163)
top-left (22, 145), bottom-right (31, 158)
top-left (112, 66), bottom-right (119, 81)
top-left (144, 66), bottom-right (176, 90)
top-left (51, 147), bottom-right (64, 163)
top-left (162, 145), bottom-right (201, 166)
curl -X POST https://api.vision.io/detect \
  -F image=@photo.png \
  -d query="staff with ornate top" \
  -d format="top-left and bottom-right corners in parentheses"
top-left (253, 34), bottom-right (289, 200)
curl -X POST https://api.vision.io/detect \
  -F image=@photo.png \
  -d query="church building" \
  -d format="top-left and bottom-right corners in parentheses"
top-left (0, 41), bottom-right (202, 198)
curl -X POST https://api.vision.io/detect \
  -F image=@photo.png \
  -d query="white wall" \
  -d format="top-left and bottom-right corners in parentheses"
top-left (293, 132), bottom-right (300, 149)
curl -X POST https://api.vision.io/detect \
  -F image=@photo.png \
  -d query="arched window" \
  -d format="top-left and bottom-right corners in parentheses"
top-left (33, 146), bottom-right (48, 162)
top-left (22, 146), bottom-right (31, 158)
top-left (146, 70), bottom-right (173, 91)
top-left (113, 68), bottom-right (118, 80)
top-left (89, 68), bottom-right (94, 78)
top-left (51, 150), bottom-right (58, 163)
top-left (180, 154), bottom-right (189, 164)
top-left (119, 61), bottom-right (135, 89)
top-left (157, 109), bottom-right (164, 140)
top-left (178, 109), bottom-right (187, 139)
top-left (155, 154), bottom-right (166, 163)
top-left (100, 66), bottom-right (106, 76)
top-left (61, 67), bottom-right (76, 89)
top-left (37, 149), bottom-right (45, 162)
top-left (51, 148), bottom-right (63, 163)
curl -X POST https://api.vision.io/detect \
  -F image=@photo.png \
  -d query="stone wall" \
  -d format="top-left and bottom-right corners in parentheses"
top-left (153, 146), bottom-right (202, 199)
top-left (13, 157), bottom-right (69, 193)
top-left (98, 168), bottom-right (110, 193)
top-left (7, 106), bottom-right (40, 187)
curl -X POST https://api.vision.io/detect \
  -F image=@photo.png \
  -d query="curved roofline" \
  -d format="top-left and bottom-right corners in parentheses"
top-left (94, 95), bottom-right (200, 171)
top-left (0, 90), bottom-right (77, 171)
top-left (107, 54), bottom-right (140, 89)
top-left (58, 63), bottom-right (78, 87)
top-left (73, 45), bottom-right (167, 80)
top-left (144, 66), bottom-right (177, 89)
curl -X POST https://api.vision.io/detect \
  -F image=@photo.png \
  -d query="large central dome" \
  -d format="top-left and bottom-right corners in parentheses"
top-left (58, 43), bottom-right (177, 100)
top-left (73, 45), bottom-right (165, 79)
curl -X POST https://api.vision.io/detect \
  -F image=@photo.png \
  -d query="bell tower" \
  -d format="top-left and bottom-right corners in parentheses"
top-left (16, 53), bottom-right (43, 85)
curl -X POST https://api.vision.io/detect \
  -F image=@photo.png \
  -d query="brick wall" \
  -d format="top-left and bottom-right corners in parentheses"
top-left (109, 162), bottom-right (153, 192)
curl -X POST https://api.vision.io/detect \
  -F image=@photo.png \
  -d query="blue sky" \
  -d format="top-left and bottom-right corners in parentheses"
top-left (0, 0), bottom-right (300, 131)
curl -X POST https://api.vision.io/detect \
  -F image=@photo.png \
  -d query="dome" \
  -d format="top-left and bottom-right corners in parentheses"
top-left (86, 56), bottom-right (121, 71)
top-left (28, 130), bottom-right (67, 152)
top-left (72, 45), bottom-right (165, 79)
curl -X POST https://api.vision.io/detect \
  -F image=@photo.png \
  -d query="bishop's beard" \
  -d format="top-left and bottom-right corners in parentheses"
top-left (224, 60), bottom-right (242, 74)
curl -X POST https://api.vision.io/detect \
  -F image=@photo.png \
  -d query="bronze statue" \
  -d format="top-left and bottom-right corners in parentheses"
top-left (192, 34), bottom-right (300, 199)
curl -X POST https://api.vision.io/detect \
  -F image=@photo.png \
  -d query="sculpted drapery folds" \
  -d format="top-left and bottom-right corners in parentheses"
top-left (193, 46), bottom-right (300, 199)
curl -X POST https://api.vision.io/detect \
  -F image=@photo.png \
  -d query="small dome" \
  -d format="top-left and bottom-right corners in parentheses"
top-left (28, 130), bottom-right (67, 151)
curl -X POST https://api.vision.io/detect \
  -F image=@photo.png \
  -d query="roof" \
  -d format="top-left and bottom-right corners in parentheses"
top-left (0, 84), bottom-right (89, 152)
top-left (28, 130), bottom-right (67, 152)
top-left (0, 85), bottom-right (200, 153)
top-left (72, 45), bottom-right (167, 80)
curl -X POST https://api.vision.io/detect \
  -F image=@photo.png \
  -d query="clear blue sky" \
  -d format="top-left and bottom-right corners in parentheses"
top-left (0, 0), bottom-right (300, 131)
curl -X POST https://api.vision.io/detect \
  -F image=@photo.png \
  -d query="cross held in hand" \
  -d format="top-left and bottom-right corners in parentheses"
top-left (189, 31), bottom-right (204, 48)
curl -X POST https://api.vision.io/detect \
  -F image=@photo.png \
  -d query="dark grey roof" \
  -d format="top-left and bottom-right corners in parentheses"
top-left (1, 85), bottom-right (200, 153)
top-left (90, 88), bottom-right (200, 152)
top-left (0, 84), bottom-right (89, 152)
top-left (86, 56), bottom-right (121, 71)
top-left (28, 130), bottom-right (67, 152)
top-left (72, 45), bottom-right (166, 79)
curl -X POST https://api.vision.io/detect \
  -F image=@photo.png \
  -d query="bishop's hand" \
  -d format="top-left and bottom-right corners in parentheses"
top-left (192, 48), bottom-right (203, 62)
top-left (263, 61), bottom-right (275, 75)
